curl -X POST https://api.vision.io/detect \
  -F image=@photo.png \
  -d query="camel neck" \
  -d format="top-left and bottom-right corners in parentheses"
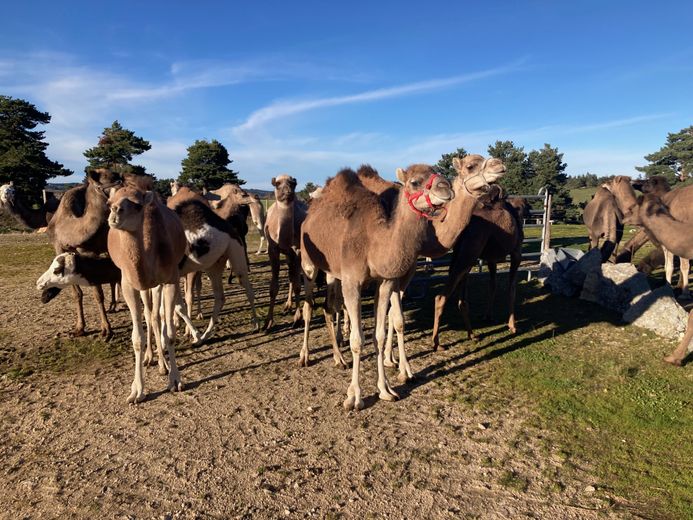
top-left (114, 227), bottom-right (157, 290)
top-left (642, 207), bottom-right (693, 259)
top-left (423, 180), bottom-right (480, 256)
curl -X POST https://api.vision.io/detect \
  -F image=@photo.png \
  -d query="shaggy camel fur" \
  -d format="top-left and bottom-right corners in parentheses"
top-left (0, 182), bottom-right (59, 230)
top-left (107, 186), bottom-right (198, 402)
top-left (609, 177), bottom-right (691, 298)
top-left (45, 168), bottom-right (122, 338)
top-left (431, 186), bottom-right (525, 348)
top-left (300, 165), bottom-right (455, 410)
top-left (582, 182), bottom-right (624, 263)
top-left (263, 175), bottom-right (307, 330)
top-left (168, 187), bottom-right (259, 341)
top-left (356, 156), bottom-right (507, 379)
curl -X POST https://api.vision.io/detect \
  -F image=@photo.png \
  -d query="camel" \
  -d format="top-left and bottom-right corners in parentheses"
top-left (619, 192), bottom-right (693, 365)
top-left (37, 253), bottom-right (121, 292)
top-left (45, 168), bottom-right (122, 338)
top-left (263, 175), bottom-right (307, 330)
top-left (107, 186), bottom-right (200, 402)
top-left (354, 156), bottom-right (507, 379)
top-left (431, 185), bottom-right (525, 348)
top-left (300, 165), bottom-right (458, 410)
top-left (609, 177), bottom-right (691, 298)
top-left (0, 182), bottom-right (60, 230)
top-left (168, 187), bottom-right (259, 341)
top-left (614, 176), bottom-right (671, 264)
top-left (582, 182), bottom-right (624, 263)
top-left (247, 194), bottom-right (267, 254)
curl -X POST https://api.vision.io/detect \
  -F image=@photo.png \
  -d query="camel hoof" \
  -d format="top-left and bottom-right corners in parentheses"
top-left (101, 328), bottom-right (113, 341)
top-left (196, 313), bottom-right (204, 320)
top-left (379, 391), bottom-right (399, 402)
top-left (71, 328), bottom-right (85, 338)
top-left (343, 396), bottom-right (364, 411)
top-left (663, 355), bottom-right (683, 367)
top-left (397, 372), bottom-right (412, 383)
top-left (334, 358), bottom-right (348, 369)
top-left (383, 358), bottom-right (396, 368)
top-left (126, 390), bottom-right (145, 404)
top-left (298, 356), bottom-right (309, 367)
top-left (508, 326), bottom-right (517, 334)
top-left (263, 319), bottom-right (274, 331)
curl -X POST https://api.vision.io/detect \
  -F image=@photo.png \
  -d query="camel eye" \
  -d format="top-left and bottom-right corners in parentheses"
top-left (411, 180), bottom-right (420, 187)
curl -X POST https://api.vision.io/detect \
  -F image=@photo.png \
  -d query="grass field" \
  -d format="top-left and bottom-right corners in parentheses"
top-left (0, 225), bottom-right (691, 518)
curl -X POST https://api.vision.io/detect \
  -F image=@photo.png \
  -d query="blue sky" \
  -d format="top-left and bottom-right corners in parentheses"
top-left (2, 1), bottom-right (692, 189)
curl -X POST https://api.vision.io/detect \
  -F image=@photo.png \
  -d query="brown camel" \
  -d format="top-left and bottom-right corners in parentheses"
top-left (355, 156), bottom-right (507, 379)
top-left (615, 176), bottom-right (671, 264)
top-left (582, 181), bottom-right (624, 263)
top-left (263, 175), bottom-right (307, 330)
top-left (609, 177), bottom-right (691, 297)
top-left (607, 178), bottom-right (693, 365)
top-left (431, 185), bottom-right (525, 349)
top-left (0, 182), bottom-right (60, 230)
top-left (300, 165), bottom-right (457, 410)
top-left (45, 168), bottom-right (122, 338)
top-left (107, 186), bottom-right (196, 402)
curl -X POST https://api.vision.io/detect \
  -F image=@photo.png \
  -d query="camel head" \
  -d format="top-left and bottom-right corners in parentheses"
top-left (36, 253), bottom-right (86, 291)
top-left (170, 180), bottom-right (181, 195)
top-left (396, 164), bottom-right (454, 217)
top-left (271, 175), bottom-right (298, 204)
top-left (209, 183), bottom-right (253, 205)
top-left (86, 167), bottom-right (123, 196)
top-left (0, 183), bottom-right (16, 206)
top-left (108, 187), bottom-right (155, 232)
top-left (631, 175), bottom-right (670, 195)
top-left (607, 176), bottom-right (641, 224)
top-left (452, 155), bottom-right (506, 197)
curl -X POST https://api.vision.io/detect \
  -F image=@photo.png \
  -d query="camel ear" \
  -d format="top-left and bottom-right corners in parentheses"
top-left (396, 168), bottom-right (407, 183)
top-left (271, 177), bottom-right (277, 187)
top-left (452, 157), bottom-right (463, 172)
top-left (53, 254), bottom-right (66, 275)
top-left (143, 191), bottom-right (155, 205)
top-left (290, 177), bottom-right (297, 189)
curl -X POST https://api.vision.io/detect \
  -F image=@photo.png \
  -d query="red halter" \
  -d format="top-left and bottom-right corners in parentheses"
top-left (405, 173), bottom-right (448, 220)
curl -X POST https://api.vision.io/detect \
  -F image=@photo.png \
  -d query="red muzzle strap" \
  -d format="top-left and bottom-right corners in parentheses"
top-left (406, 173), bottom-right (448, 220)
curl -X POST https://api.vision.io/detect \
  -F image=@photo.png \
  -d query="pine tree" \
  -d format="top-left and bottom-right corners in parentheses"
top-left (636, 126), bottom-right (693, 183)
top-left (527, 143), bottom-right (571, 217)
top-left (434, 147), bottom-right (467, 177)
top-left (178, 139), bottom-right (244, 190)
top-left (487, 140), bottom-right (532, 195)
top-left (0, 95), bottom-right (71, 205)
top-left (83, 120), bottom-right (151, 169)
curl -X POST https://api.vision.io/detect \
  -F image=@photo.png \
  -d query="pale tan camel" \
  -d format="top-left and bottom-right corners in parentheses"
top-left (300, 165), bottom-right (455, 410)
top-left (583, 183), bottom-right (624, 263)
top-left (107, 186), bottom-right (197, 403)
top-left (608, 177), bottom-right (691, 298)
top-left (264, 175), bottom-right (307, 330)
top-left (356, 156), bottom-right (507, 380)
top-left (46, 168), bottom-right (122, 338)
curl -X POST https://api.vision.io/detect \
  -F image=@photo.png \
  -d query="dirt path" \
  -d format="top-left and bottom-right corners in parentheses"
top-left (0, 233), bottom-right (632, 519)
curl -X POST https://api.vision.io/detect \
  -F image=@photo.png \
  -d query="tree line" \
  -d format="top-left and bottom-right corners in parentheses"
top-left (1, 95), bottom-right (692, 219)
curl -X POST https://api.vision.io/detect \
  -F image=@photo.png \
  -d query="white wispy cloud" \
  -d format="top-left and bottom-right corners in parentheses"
top-left (231, 59), bottom-right (528, 138)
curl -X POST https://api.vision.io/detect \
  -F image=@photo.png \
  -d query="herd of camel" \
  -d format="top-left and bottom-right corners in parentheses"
top-left (0, 155), bottom-right (691, 409)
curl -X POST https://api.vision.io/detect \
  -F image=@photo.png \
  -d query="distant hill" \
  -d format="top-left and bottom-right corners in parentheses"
top-left (246, 188), bottom-right (273, 199)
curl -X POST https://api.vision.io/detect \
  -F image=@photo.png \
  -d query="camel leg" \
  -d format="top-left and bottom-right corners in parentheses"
top-left (283, 281), bottom-right (294, 314)
top-left (71, 285), bottom-right (86, 336)
top-left (108, 282), bottom-right (118, 312)
top-left (389, 288), bottom-right (413, 382)
top-left (263, 243), bottom-right (281, 330)
top-left (374, 280), bottom-right (399, 402)
top-left (431, 264), bottom-right (472, 350)
top-left (299, 267), bottom-right (317, 367)
top-left (92, 285), bottom-right (112, 340)
top-left (664, 308), bottom-right (693, 366)
top-left (664, 247), bottom-right (675, 286)
top-left (163, 283), bottom-right (183, 392)
top-left (287, 250), bottom-right (303, 327)
top-left (193, 271), bottom-right (204, 320)
top-left (483, 262), bottom-right (497, 322)
top-left (677, 258), bottom-right (690, 299)
top-left (385, 265), bottom-right (415, 366)
top-left (227, 241), bottom-right (259, 331)
top-left (324, 275), bottom-right (347, 368)
top-left (506, 252), bottom-right (521, 334)
top-left (457, 275), bottom-right (476, 340)
top-left (196, 262), bottom-right (225, 344)
top-left (255, 234), bottom-right (266, 255)
top-left (342, 279), bottom-right (365, 411)
top-left (184, 272), bottom-right (197, 339)
top-left (121, 279), bottom-right (146, 403)
top-left (174, 294), bottom-right (201, 344)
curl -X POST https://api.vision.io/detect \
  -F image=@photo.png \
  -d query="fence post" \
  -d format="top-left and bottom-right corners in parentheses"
top-left (541, 190), bottom-right (552, 253)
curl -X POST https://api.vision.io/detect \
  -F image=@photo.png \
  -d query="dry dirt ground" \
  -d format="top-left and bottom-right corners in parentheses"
top-left (0, 232), bottom-right (658, 519)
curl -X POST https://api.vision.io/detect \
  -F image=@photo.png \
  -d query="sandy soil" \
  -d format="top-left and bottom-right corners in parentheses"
top-left (0, 233), bottom-right (633, 519)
